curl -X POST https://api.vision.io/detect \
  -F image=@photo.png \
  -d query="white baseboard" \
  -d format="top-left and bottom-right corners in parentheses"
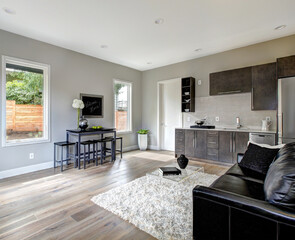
top-left (0, 145), bottom-right (139, 180)
top-left (0, 161), bottom-right (53, 180)
top-left (148, 145), bottom-right (160, 150)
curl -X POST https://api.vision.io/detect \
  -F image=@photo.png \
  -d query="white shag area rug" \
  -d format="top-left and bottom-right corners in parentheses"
top-left (91, 172), bottom-right (218, 240)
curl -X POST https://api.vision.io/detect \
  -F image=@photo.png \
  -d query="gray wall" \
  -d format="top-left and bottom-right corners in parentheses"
top-left (142, 35), bottom-right (295, 147)
top-left (0, 30), bottom-right (142, 171)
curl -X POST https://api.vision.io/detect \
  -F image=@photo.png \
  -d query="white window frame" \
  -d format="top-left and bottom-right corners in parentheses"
top-left (1, 56), bottom-right (50, 147)
top-left (113, 79), bottom-right (132, 134)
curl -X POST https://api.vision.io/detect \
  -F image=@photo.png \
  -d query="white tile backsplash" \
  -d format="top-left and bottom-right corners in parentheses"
top-left (183, 93), bottom-right (277, 130)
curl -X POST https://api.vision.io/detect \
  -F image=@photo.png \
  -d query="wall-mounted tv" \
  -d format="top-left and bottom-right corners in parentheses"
top-left (80, 93), bottom-right (103, 118)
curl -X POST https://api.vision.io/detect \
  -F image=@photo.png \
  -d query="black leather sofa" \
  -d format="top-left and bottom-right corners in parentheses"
top-left (193, 154), bottom-right (295, 240)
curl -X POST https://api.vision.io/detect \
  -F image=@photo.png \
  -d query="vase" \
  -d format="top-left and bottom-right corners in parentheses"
top-left (177, 154), bottom-right (189, 169)
top-left (79, 116), bottom-right (88, 131)
top-left (138, 134), bottom-right (148, 151)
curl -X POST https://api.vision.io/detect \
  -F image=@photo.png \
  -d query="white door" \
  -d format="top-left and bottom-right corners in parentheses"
top-left (160, 79), bottom-right (182, 151)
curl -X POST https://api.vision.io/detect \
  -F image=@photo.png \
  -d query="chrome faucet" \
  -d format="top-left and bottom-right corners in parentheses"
top-left (236, 117), bottom-right (241, 129)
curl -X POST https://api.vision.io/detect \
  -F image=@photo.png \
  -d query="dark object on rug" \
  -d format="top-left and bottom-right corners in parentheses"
top-left (159, 167), bottom-right (181, 175)
top-left (264, 142), bottom-right (295, 208)
top-left (177, 154), bottom-right (189, 169)
top-left (238, 142), bottom-right (279, 175)
top-left (193, 146), bottom-right (295, 240)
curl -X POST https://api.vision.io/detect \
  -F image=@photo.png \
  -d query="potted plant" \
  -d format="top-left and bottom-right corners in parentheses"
top-left (137, 129), bottom-right (149, 151)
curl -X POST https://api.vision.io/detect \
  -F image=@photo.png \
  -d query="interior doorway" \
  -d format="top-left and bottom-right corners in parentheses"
top-left (158, 78), bottom-right (182, 151)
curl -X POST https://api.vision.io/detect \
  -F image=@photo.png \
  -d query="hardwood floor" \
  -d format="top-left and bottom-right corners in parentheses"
top-left (0, 150), bottom-right (229, 240)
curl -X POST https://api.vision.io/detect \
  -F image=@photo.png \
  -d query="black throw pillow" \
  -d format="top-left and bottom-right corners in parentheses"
top-left (238, 143), bottom-right (280, 176)
top-left (264, 142), bottom-right (295, 208)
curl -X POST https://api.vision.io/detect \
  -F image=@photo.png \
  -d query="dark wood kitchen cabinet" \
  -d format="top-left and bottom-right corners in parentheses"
top-left (277, 55), bottom-right (295, 78)
top-left (176, 129), bottom-right (249, 164)
top-left (218, 131), bottom-right (234, 163)
top-left (184, 130), bottom-right (206, 159)
top-left (210, 67), bottom-right (252, 96)
top-left (232, 132), bottom-right (249, 162)
top-left (251, 63), bottom-right (277, 110)
top-left (219, 131), bottom-right (249, 163)
top-left (175, 129), bottom-right (185, 157)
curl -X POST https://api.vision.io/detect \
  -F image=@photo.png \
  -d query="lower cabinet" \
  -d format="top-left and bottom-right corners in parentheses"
top-left (185, 130), bottom-right (207, 159)
top-left (177, 129), bottom-right (249, 164)
top-left (219, 131), bottom-right (249, 163)
top-left (219, 132), bottom-right (234, 163)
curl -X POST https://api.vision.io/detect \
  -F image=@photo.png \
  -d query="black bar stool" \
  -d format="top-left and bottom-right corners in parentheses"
top-left (105, 136), bottom-right (123, 159)
top-left (80, 140), bottom-right (96, 169)
top-left (54, 141), bottom-right (76, 172)
top-left (96, 138), bottom-right (114, 164)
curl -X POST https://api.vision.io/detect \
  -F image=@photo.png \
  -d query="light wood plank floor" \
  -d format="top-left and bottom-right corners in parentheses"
top-left (0, 150), bottom-right (229, 240)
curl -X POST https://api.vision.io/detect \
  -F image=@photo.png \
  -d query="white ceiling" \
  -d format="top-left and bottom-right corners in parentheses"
top-left (0, 0), bottom-right (295, 71)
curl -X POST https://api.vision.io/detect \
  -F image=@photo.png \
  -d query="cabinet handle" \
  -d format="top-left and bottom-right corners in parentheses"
top-left (218, 90), bottom-right (241, 95)
top-left (194, 131), bottom-right (197, 148)
top-left (208, 141), bottom-right (216, 144)
top-left (193, 132), bottom-right (195, 148)
top-left (251, 88), bottom-right (254, 109)
top-left (229, 133), bottom-right (233, 153)
top-left (233, 132), bottom-right (236, 153)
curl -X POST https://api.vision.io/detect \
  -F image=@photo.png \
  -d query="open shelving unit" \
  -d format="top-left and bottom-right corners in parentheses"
top-left (181, 77), bottom-right (195, 112)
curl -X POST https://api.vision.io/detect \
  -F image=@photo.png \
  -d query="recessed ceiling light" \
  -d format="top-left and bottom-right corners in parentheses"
top-left (3, 7), bottom-right (16, 15)
top-left (100, 45), bottom-right (108, 49)
top-left (155, 18), bottom-right (164, 25)
top-left (274, 25), bottom-right (287, 30)
top-left (195, 48), bottom-right (202, 52)
top-left (147, 62), bottom-right (152, 65)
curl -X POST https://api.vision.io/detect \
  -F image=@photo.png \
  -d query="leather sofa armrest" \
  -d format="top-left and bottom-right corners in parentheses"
top-left (193, 185), bottom-right (295, 225)
top-left (237, 153), bottom-right (244, 163)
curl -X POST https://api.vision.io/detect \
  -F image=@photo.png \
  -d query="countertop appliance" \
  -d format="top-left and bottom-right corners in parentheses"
top-left (249, 133), bottom-right (275, 146)
top-left (278, 77), bottom-right (295, 144)
top-left (190, 125), bottom-right (215, 129)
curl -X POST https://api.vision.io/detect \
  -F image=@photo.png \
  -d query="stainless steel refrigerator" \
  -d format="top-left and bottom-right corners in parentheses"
top-left (278, 77), bottom-right (295, 144)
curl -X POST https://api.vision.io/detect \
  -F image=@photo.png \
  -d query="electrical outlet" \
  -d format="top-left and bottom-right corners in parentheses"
top-left (266, 116), bottom-right (271, 121)
top-left (197, 80), bottom-right (202, 85)
top-left (187, 117), bottom-right (191, 122)
top-left (215, 116), bottom-right (220, 122)
top-left (29, 153), bottom-right (34, 159)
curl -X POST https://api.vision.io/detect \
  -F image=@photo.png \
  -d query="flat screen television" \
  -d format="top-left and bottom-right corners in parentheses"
top-left (80, 93), bottom-right (103, 118)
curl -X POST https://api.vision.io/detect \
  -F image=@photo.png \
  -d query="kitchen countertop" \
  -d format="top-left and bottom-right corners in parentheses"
top-left (176, 127), bottom-right (276, 134)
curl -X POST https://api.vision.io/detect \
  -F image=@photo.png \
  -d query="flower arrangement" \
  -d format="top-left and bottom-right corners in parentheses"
top-left (72, 99), bottom-right (84, 128)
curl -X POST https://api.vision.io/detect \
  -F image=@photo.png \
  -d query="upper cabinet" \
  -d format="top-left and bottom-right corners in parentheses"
top-left (251, 63), bottom-right (277, 110)
top-left (277, 55), bottom-right (295, 78)
top-left (181, 77), bottom-right (195, 112)
top-left (209, 67), bottom-right (252, 96)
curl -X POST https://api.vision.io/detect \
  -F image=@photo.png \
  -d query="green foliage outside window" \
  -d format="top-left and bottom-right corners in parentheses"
top-left (6, 71), bottom-right (43, 105)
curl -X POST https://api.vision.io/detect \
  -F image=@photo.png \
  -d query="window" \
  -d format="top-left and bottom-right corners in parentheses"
top-left (114, 80), bottom-right (132, 133)
top-left (1, 56), bottom-right (50, 146)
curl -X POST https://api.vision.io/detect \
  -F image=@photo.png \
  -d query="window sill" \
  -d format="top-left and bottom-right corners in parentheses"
top-left (2, 138), bottom-right (50, 147)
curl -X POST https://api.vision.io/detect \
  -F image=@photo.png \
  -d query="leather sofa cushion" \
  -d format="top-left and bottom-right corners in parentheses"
top-left (226, 164), bottom-right (265, 183)
top-left (264, 142), bottom-right (295, 209)
top-left (239, 143), bottom-right (280, 176)
top-left (210, 174), bottom-right (265, 201)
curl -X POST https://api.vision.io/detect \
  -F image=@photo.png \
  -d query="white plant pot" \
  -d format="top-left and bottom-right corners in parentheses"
top-left (138, 134), bottom-right (148, 151)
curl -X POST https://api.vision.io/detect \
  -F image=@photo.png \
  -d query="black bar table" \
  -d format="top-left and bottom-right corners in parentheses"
top-left (66, 128), bottom-right (116, 169)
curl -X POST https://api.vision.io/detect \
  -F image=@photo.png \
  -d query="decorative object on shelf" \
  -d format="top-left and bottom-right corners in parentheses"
top-left (137, 129), bottom-right (149, 151)
top-left (184, 92), bottom-right (190, 95)
top-left (184, 109), bottom-right (190, 112)
top-left (72, 99), bottom-right (85, 128)
top-left (177, 154), bottom-right (189, 169)
top-left (184, 99), bottom-right (190, 103)
top-left (79, 116), bottom-right (88, 130)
